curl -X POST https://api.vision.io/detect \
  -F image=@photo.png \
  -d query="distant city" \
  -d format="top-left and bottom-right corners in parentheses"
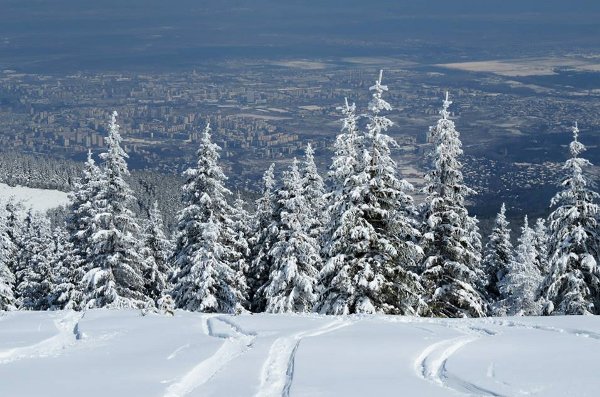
top-left (1, 56), bottom-right (600, 219)
top-left (1, 0), bottom-right (600, 221)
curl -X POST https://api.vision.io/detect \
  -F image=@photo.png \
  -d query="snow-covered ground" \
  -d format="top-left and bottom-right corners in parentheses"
top-left (0, 311), bottom-right (598, 397)
top-left (0, 183), bottom-right (69, 212)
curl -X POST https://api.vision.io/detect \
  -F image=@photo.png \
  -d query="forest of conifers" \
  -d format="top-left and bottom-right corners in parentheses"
top-left (1, 71), bottom-right (598, 318)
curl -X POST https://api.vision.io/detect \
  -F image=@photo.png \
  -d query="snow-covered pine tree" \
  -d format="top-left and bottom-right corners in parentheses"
top-left (248, 163), bottom-right (278, 312)
top-left (499, 216), bottom-right (543, 316)
top-left (261, 158), bottom-right (320, 313)
top-left (141, 201), bottom-right (173, 303)
top-left (322, 97), bottom-right (362, 245)
top-left (0, 206), bottom-right (16, 310)
top-left (540, 123), bottom-right (600, 315)
top-left (15, 210), bottom-right (53, 310)
top-left (0, 261), bottom-right (15, 310)
top-left (66, 150), bottom-right (102, 272)
top-left (318, 72), bottom-right (424, 315)
top-left (321, 97), bottom-right (362, 256)
top-left (158, 294), bottom-right (175, 316)
top-left (59, 150), bottom-right (103, 309)
top-left (83, 111), bottom-right (148, 309)
top-left (363, 71), bottom-right (424, 314)
top-left (47, 225), bottom-right (83, 310)
top-left (3, 198), bottom-right (23, 279)
top-left (421, 92), bottom-right (487, 318)
top-left (329, 98), bottom-right (361, 188)
top-left (317, 98), bottom-right (363, 314)
top-left (533, 218), bottom-right (549, 277)
top-left (171, 123), bottom-right (246, 313)
top-left (482, 203), bottom-right (513, 301)
top-left (227, 193), bottom-right (252, 306)
top-left (301, 143), bottom-right (326, 241)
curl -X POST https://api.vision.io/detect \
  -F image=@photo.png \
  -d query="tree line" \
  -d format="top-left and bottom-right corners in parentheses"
top-left (1, 71), bottom-right (598, 317)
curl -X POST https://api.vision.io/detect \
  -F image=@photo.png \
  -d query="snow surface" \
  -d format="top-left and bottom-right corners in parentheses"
top-left (1, 312), bottom-right (599, 396)
top-left (0, 183), bottom-right (69, 212)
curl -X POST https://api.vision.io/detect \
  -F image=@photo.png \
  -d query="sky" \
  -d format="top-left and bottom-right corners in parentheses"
top-left (1, 1), bottom-right (600, 71)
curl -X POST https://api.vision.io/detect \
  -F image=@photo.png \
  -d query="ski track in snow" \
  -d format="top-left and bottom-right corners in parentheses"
top-left (0, 311), bottom-right (83, 364)
top-left (164, 315), bottom-right (256, 397)
top-left (486, 318), bottom-right (600, 341)
top-left (167, 344), bottom-right (191, 360)
top-left (415, 320), bottom-right (576, 397)
top-left (415, 323), bottom-right (504, 397)
top-left (255, 318), bottom-right (353, 397)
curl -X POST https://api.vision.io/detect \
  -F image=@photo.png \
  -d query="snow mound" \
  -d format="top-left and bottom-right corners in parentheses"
top-left (0, 183), bottom-right (70, 212)
top-left (0, 310), bottom-right (599, 396)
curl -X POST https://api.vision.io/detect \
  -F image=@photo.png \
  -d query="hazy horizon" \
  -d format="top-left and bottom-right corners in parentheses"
top-left (2, 0), bottom-right (600, 72)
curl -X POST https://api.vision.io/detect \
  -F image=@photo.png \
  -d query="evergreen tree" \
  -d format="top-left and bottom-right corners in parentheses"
top-left (16, 210), bottom-right (53, 310)
top-left (227, 193), bottom-right (252, 306)
top-left (318, 98), bottom-right (363, 314)
top-left (158, 294), bottom-right (175, 316)
top-left (500, 216), bottom-right (543, 316)
top-left (0, 262), bottom-right (15, 310)
top-left (0, 204), bottom-right (16, 309)
top-left (533, 218), bottom-right (549, 277)
top-left (321, 98), bottom-right (361, 256)
top-left (0, 206), bottom-right (16, 310)
top-left (540, 123), bottom-right (600, 315)
top-left (248, 164), bottom-right (278, 312)
top-left (482, 203), bottom-right (513, 301)
top-left (301, 143), bottom-right (326, 240)
top-left (48, 226), bottom-right (83, 310)
top-left (328, 98), bottom-right (362, 192)
top-left (318, 72), bottom-right (424, 315)
top-left (141, 201), bottom-right (173, 303)
top-left (66, 150), bottom-right (102, 271)
top-left (60, 150), bottom-right (102, 309)
top-left (83, 111), bottom-right (147, 309)
top-left (262, 159), bottom-right (320, 313)
top-left (421, 92), bottom-right (487, 318)
top-left (3, 199), bottom-right (23, 279)
top-left (171, 123), bottom-right (246, 313)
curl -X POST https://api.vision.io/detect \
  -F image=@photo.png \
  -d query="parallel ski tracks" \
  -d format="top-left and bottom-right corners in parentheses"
top-left (414, 323), bottom-right (504, 397)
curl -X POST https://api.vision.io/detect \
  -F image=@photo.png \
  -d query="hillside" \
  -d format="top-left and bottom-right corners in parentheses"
top-left (0, 310), bottom-right (598, 396)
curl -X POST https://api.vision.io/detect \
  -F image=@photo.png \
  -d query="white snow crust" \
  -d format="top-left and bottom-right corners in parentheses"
top-left (0, 310), bottom-right (598, 396)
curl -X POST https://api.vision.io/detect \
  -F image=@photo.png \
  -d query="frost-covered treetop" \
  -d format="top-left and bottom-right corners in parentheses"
top-left (263, 163), bottom-right (276, 193)
top-left (551, 122), bottom-right (597, 210)
top-left (570, 121), bottom-right (584, 158)
top-left (338, 97), bottom-right (358, 134)
top-left (198, 122), bottom-right (223, 172)
top-left (425, 91), bottom-right (475, 204)
top-left (304, 142), bottom-right (317, 172)
top-left (330, 97), bottom-right (361, 183)
top-left (368, 69), bottom-right (392, 118)
top-left (85, 149), bottom-right (94, 167)
top-left (100, 110), bottom-right (130, 176)
top-left (499, 202), bottom-right (507, 220)
top-left (440, 91), bottom-right (452, 120)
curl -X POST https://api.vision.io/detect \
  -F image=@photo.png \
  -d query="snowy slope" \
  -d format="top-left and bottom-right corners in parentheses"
top-left (0, 183), bottom-right (70, 212)
top-left (0, 310), bottom-right (598, 397)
